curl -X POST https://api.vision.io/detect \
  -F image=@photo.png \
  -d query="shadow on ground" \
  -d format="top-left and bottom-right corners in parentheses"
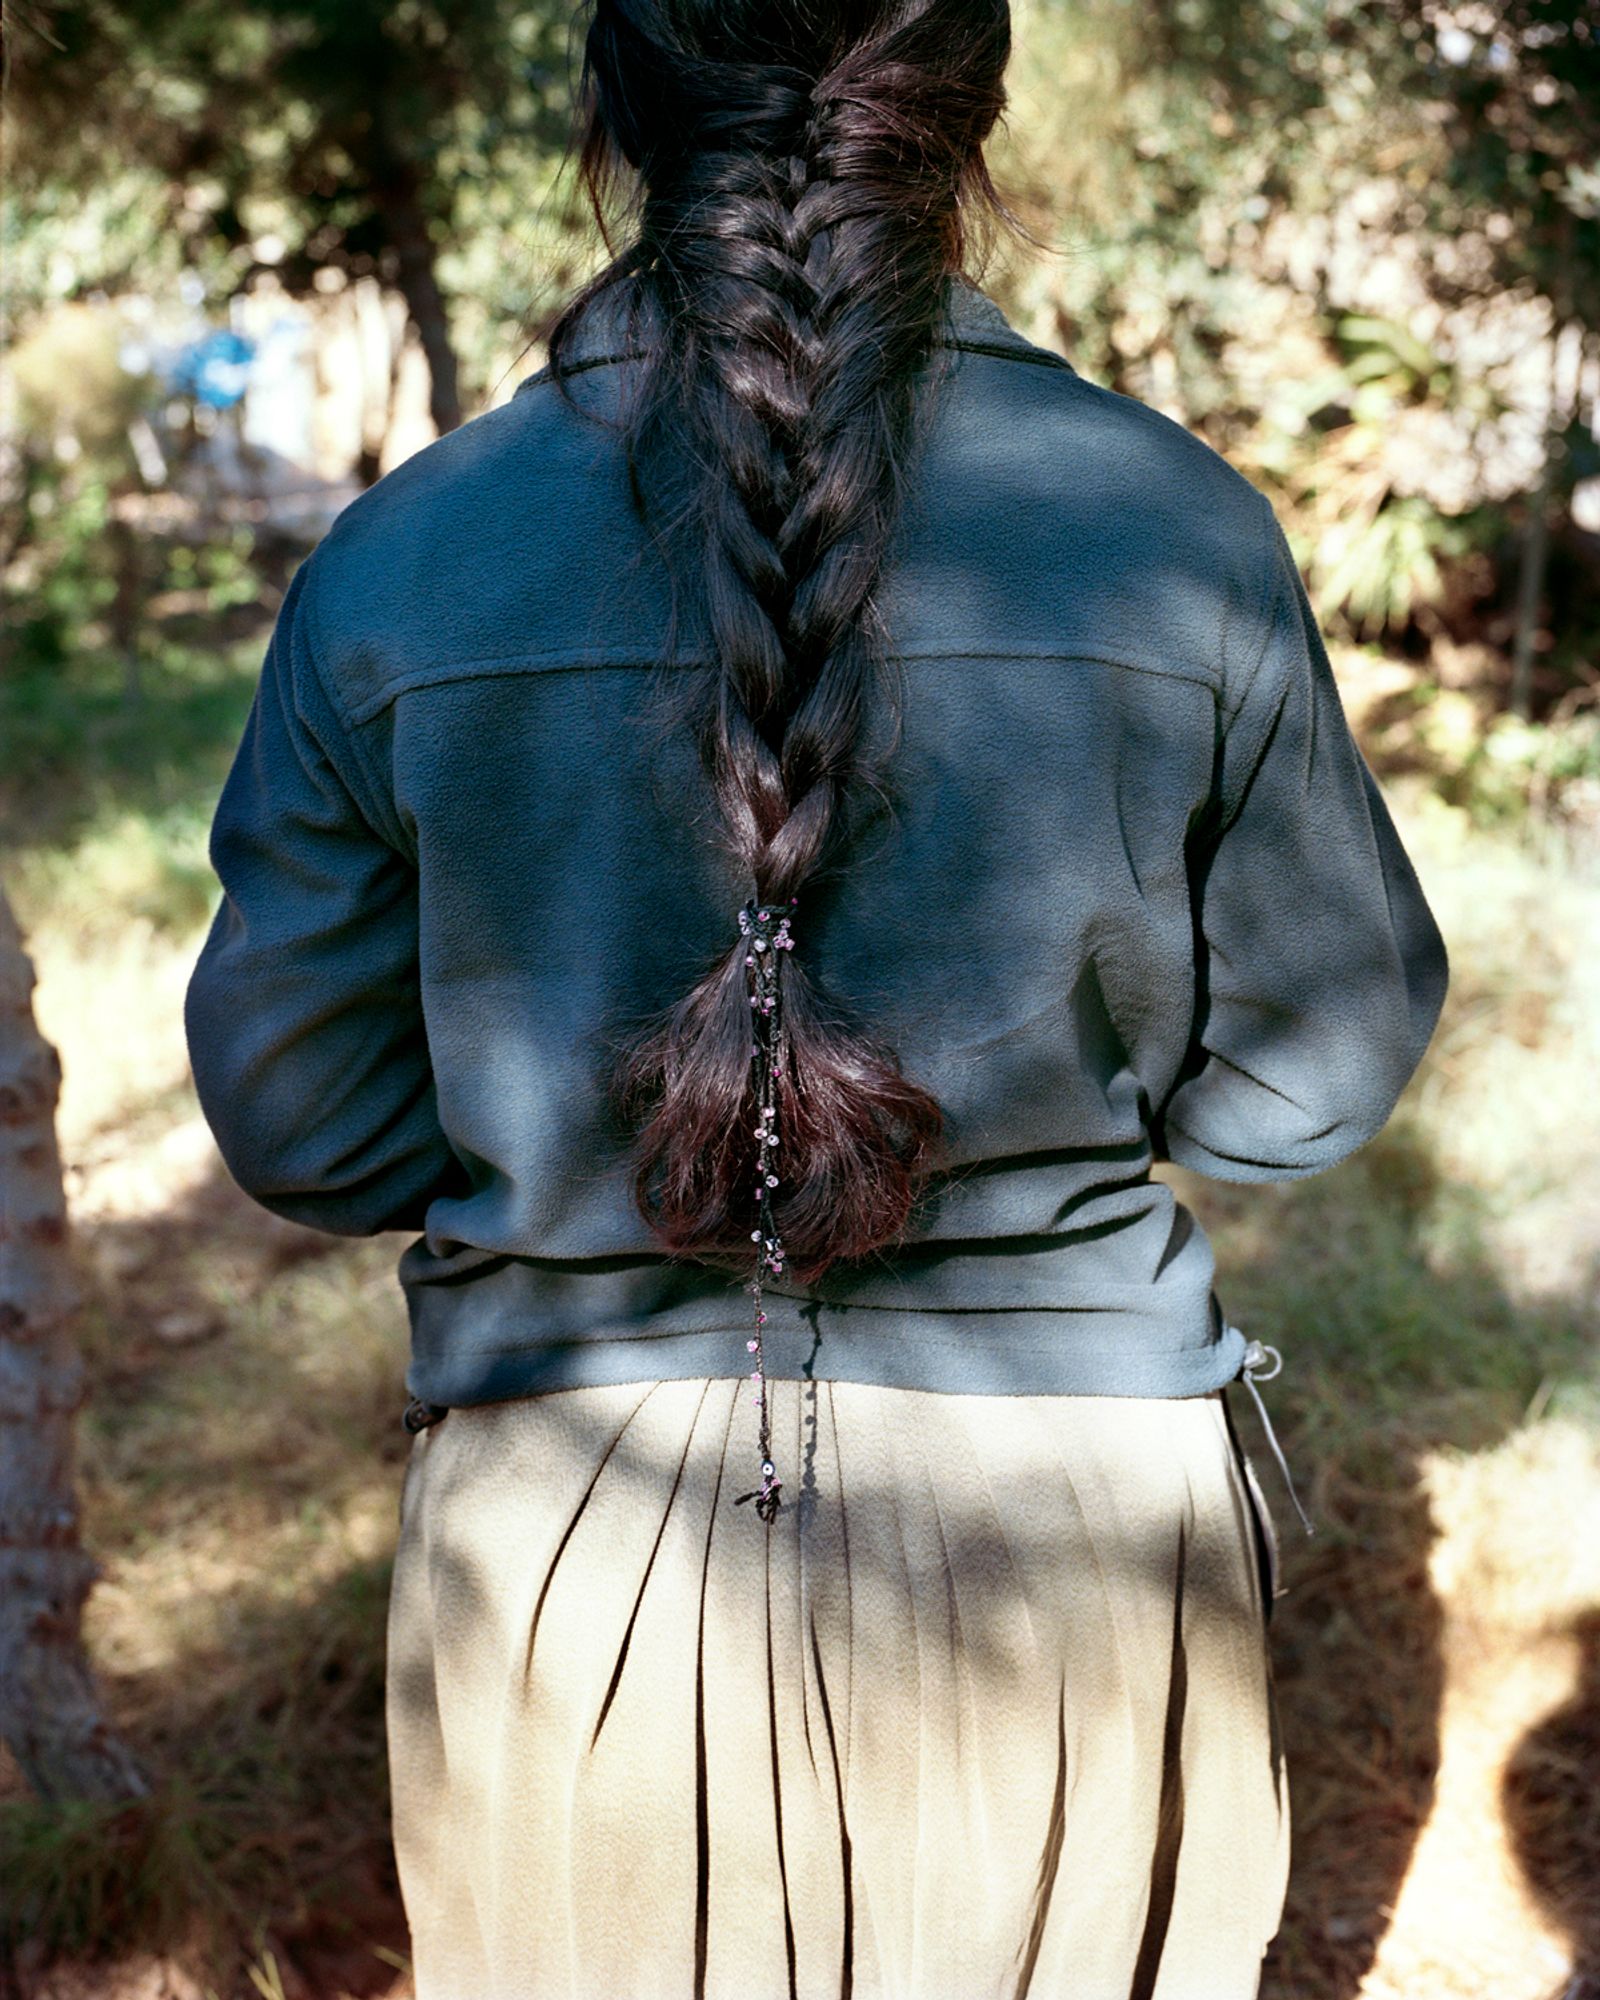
top-left (1504, 1610), bottom-right (1600, 1996)
top-left (1185, 1120), bottom-right (1596, 1999)
top-left (2, 1111), bottom-right (1595, 1998)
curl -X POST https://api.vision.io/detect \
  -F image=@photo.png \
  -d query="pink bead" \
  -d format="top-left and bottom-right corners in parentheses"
top-left (747, 1338), bottom-right (758, 1351)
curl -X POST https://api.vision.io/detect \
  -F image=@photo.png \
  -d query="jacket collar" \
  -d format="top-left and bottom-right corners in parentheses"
top-left (521, 274), bottom-right (1072, 386)
top-left (934, 279), bottom-right (1076, 374)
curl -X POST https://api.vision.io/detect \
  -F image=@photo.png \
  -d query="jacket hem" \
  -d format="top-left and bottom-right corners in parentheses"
top-left (402, 1292), bottom-right (1250, 1408)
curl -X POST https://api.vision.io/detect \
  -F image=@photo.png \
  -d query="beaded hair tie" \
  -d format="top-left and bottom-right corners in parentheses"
top-left (732, 896), bottom-right (796, 1522)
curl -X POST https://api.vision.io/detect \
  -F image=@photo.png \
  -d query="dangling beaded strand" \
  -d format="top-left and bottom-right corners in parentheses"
top-left (732, 896), bottom-right (796, 1522)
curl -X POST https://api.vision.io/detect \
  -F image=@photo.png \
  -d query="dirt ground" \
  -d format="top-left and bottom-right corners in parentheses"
top-left (3, 776), bottom-right (1597, 2000)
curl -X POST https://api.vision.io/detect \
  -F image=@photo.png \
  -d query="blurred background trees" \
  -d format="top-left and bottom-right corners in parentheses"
top-left (989, 0), bottom-right (1599, 742)
top-left (5, 0), bottom-right (1597, 841)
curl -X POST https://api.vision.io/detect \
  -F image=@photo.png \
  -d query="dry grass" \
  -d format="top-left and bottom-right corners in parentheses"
top-left (1175, 782), bottom-right (1600, 2000)
top-left (1, 649), bottom-right (1597, 1997)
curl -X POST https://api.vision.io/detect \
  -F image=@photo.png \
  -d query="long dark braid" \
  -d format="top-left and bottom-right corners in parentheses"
top-left (547, 1), bottom-right (1012, 1313)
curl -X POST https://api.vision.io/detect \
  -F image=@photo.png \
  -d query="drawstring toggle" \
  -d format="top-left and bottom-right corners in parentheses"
top-left (1237, 1337), bottom-right (1316, 1538)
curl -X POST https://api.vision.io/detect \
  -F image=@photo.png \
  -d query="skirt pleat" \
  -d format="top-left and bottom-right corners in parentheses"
top-left (385, 1376), bottom-right (1291, 2000)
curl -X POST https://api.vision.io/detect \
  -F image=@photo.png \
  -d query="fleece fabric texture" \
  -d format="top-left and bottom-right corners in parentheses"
top-left (184, 279), bottom-right (1450, 1409)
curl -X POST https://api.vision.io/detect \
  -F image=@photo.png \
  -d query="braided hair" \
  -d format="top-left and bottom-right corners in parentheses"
top-left (547, 1), bottom-right (1012, 1316)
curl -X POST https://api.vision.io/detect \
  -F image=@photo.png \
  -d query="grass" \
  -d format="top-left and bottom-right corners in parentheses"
top-left (0, 631), bottom-right (262, 862)
top-left (1, 618), bottom-right (1597, 1998)
top-left (0, 1193), bottom-right (413, 1996)
top-left (1172, 783), bottom-right (1600, 2000)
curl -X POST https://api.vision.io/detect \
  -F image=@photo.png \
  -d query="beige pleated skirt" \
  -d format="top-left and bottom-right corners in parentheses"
top-left (385, 1376), bottom-right (1291, 2000)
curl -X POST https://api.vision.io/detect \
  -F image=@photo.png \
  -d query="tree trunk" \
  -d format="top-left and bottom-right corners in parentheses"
top-left (1511, 225), bottom-right (1577, 721)
top-left (350, 277), bottom-right (400, 488)
top-left (0, 890), bottom-right (146, 1803)
top-left (371, 163), bottom-right (461, 437)
top-left (1509, 456), bottom-right (1553, 723)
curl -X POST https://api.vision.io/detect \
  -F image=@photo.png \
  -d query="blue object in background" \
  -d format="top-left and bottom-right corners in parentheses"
top-left (169, 329), bottom-right (257, 409)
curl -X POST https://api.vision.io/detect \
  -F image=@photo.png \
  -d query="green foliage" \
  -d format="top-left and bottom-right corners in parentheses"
top-left (1437, 705), bottom-right (1600, 842)
top-left (5, 0), bottom-right (582, 394)
top-left (984, 0), bottom-right (1600, 682)
top-left (1329, 313), bottom-right (1469, 419)
top-left (4, 0), bottom-right (1597, 764)
top-left (0, 626), bottom-right (265, 894)
top-left (1310, 496), bottom-right (1482, 640)
top-left (0, 1793), bottom-right (205, 1958)
top-left (1421, 0), bottom-right (1600, 319)
top-left (0, 1557), bottom-right (398, 1968)
top-left (1206, 1117), bottom-right (1591, 1427)
top-left (11, 477), bottom-right (119, 660)
top-left (11, 302), bottom-right (154, 458)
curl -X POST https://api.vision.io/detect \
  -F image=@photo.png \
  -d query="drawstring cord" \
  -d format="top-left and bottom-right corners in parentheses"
top-left (1234, 1334), bottom-right (1317, 1539)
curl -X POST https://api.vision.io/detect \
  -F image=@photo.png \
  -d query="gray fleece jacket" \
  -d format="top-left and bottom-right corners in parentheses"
top-left (184, 278), bottom-right (1449, 1408)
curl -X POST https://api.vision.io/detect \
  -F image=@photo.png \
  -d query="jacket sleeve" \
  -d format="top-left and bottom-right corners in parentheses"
top-left (184, 556), bottom-right (466, 1234)
top-left (1151, 497), bottom-right (1449, 1181)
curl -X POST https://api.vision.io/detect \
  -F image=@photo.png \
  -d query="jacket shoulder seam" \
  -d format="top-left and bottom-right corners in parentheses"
top-left (1220, 489), bottom-right (1288, 730)
top-left (296, 554), bottom-right (415, 855)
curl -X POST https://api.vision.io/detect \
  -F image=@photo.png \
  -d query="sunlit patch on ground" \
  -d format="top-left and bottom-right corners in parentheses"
top-left (2, 736), bottom-right (1596, 1995)
top-left (1355, 1420), bottom-right (1600, 1998)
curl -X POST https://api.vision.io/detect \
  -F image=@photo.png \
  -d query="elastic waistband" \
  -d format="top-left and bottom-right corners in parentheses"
top-left (403, 1281), bottom-right (1249, 1408)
